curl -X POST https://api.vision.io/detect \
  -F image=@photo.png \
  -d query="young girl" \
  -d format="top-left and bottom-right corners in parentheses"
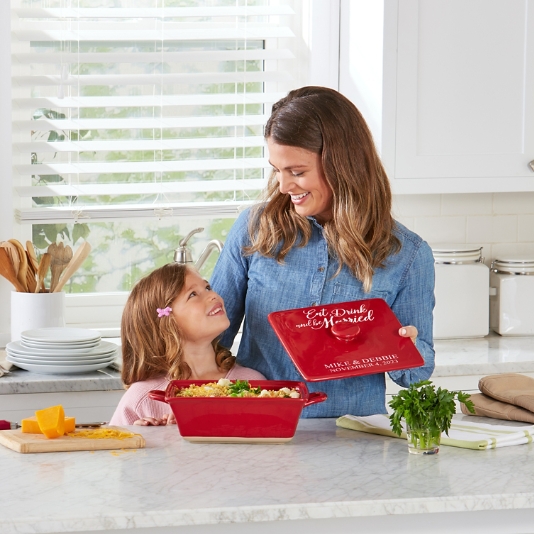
top-left (109, 263), bottom-right (265, 426)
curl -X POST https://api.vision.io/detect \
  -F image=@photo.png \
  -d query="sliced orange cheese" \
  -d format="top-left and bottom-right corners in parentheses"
top-left (69, 428), bottom-right (135, 440)
top-left (21, 415), bottom-right (75, 434)
top-left (35, 405), bottom-right (66, 439)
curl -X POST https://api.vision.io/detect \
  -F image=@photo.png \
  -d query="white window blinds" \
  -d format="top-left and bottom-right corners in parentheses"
top-left (11, 0), bottom-right (299, 224)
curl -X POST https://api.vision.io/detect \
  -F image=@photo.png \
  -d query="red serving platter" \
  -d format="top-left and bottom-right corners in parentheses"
top-left (267, 298), bottom-right (425, 382)
top-left (149, 380), bottom-right (327, 443)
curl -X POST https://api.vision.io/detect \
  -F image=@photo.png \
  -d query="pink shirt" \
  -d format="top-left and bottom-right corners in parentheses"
top-left (109, 364), bottom-right (266, 426)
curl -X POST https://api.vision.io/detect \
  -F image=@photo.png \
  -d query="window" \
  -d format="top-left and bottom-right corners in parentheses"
top-left (4, 0), bottom-right (339, 335)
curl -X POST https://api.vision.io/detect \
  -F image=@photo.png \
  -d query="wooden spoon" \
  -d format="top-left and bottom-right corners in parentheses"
top-left (8, 239), bottom-right (28, 292)
top-left (53, 242), bottom-right (91, 293)
top-left (24, 244), bottom-right (38, 293)
top-left (26, 241), bottom-right (39, 273)
top-left (25, 253), bottom-right (37, 293)
top-left (0, 241), bottom-right (20, 283)
top-left (48, 242), bottom-right (73, 292)
top-left (0, 248), bottom-right (26, 292)
top-left (35, 252), bottom-right (51, 293)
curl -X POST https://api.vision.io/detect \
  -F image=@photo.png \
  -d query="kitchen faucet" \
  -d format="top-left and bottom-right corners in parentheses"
top-left (174, 228), bottom-right (223, 270)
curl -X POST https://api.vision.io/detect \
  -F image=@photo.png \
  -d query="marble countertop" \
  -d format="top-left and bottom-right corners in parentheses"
top-left (2, 333), bottom-right (534, 396)
top-left (1, 418), bottom-right (534, 534)
top-left (433, 332), bottom-right (534, 376)
top-left (0, 366), bottom-right (122, 395)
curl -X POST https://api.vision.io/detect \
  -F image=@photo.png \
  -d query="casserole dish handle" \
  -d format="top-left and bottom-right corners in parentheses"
top-left (148, 389), bottom-right (167, 404)
top-left (305, 391), bottom-right (327, 407)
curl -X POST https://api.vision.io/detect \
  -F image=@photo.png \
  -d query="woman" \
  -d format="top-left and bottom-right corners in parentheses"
top-left (210, 86), bottom-right (435, 417)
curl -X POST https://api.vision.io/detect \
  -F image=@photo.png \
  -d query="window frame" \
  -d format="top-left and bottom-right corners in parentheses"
top-left (0, 0), bottom-right (340, 345)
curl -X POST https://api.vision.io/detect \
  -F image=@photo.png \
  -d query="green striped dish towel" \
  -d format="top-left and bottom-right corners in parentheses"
top-left (336, 413), bottom-right (534, 450)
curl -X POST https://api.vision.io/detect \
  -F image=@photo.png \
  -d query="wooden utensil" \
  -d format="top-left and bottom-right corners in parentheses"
top-left (35, 252), bottom-right (51, 293)
top-left (0, 248), bottom-right (26, 292)
top-left (0, 241), bottom-right (20, 277)
top-left (24, 256), bottom-right (37, 293)
top-left (26, 241), bottom-right (39, 273)
top-left (25, 242), bottom-right (39, 292)
top-left (8, 239), bottom-right (29, 291)
top-left (53, 242), bottom-right (91, 293)
top-left (24, 251), bottom-right (38, 294)
top-left (48, 243), bottom-right (73, 292)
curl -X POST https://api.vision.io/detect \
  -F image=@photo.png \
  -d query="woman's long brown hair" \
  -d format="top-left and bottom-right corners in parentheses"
top-left (246, 86), bottom-right (400, 291)
top-left (120, 263), bottom-right (234, 387)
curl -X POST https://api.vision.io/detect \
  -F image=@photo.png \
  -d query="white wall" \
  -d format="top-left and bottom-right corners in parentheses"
top-left (0, 0), bottom-right (13, 347)
top-left (393, 192), bottom-right (534, 265)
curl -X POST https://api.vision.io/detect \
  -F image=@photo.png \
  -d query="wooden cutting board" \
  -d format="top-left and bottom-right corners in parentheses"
top-left (0, 427), bottom-right (145, 454)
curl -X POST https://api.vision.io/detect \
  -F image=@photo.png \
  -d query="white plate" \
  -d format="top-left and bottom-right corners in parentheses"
top-left (20, 339), bottom-right (101, 351)
top-left (5, 357), bottom-right (115, 375)
top-left (5, 348), bottom-right (117, 361)
top-left (6, 353), bottom-right (116, 366)
top-left (21, 327), bottom-right (101, 344)
top-left (6, 340), bottom-right (118, 358)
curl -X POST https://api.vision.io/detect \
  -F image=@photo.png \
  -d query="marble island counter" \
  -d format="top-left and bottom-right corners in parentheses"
top-left (1, 333), bottom-right (534, 422)
top-left (1, 418), bottom-right (534, 534)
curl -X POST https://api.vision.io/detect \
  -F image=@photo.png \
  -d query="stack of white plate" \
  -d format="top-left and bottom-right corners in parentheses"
top-left (6, 327), bottom-right (118, 375)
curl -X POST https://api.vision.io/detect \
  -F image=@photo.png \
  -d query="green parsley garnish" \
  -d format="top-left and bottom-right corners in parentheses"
top-left (227, 380), bottom-right (261, 397)
top-left (389, 380), bottom-right (475, 447)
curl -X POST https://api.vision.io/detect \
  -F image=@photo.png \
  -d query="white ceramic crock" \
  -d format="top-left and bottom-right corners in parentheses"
top-left (490, 256), bottom-right (534, 336)
top-left (10, 291), bottom-right (66, 342)
top-left (431, 244), bottom-right (489, 339)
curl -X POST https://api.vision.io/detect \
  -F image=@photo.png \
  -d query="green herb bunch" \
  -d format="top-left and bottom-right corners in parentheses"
top-left (227, 380), bottom-right (261, 397)
top-left (389, 380), bottom-right (475, 448)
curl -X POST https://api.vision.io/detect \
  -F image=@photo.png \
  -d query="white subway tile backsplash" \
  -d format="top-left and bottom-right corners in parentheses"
top-left (518, 214), bottom-right (534, 242)
top-left (441, 193), bottom-right (492, 215)
top-left (467, 215), bottom-right (517, 243)
top-left (392, 194), bottom-right (441, 217)
top-left (391, 193), bottom-right (534, 260)
top-left (490, 243), bottom-right (534, 260)
top-left (414, 216), bottom-right (466, 244)
top-left (466, 216), bottom-right (492, 243)
top-left (395, 216), bottom-right (416, 231)
top-left (493, 192), bottom-right (534, 214)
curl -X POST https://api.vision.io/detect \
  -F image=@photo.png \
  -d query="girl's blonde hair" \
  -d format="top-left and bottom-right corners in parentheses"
top-left (246, 86), bottom-right (400, 292)
top-left (120, 263), bottom-right (234, 387)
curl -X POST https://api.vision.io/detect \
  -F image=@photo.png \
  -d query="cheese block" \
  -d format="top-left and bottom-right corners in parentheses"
top-left (21, 416), bottom-right (76, 434)
top-left (35, 405), bottom-right (65, 439)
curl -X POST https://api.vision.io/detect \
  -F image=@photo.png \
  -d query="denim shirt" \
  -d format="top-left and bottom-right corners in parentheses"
top-left (210, 208), bottom-right (435, 418)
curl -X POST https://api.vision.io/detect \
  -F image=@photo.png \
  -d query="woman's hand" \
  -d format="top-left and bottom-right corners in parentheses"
top-left (398, 325), bottom-right (418, 345)
top-left (133, 413), bottom-right (176, 426)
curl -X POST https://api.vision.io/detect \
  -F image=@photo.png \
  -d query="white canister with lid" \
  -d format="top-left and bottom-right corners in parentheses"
top-left (490, 256), bottom-right (534, 336)
top-left (431, 244), bottom-right (489, 339)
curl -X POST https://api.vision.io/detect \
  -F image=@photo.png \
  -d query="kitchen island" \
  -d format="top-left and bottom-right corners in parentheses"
top-left (2, 333), bottom-right (534, 422)
top-left (1, 417), bottom-right (534, 534)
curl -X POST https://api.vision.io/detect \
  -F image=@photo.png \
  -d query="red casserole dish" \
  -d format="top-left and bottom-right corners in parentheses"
top-left (149, 380), bottom-right (327, 443)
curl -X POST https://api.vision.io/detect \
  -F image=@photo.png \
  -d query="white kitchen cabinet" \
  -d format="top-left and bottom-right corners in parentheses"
top-left (340, 0), bottom-right (534, 194)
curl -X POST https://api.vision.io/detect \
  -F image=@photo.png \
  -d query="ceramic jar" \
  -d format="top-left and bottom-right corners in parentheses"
top-left (10, 291), bottom-right (66, 342)
top-left (490, 256), bottom-right (534, 336)
top-left (431, 245), bottom-right (489, 339)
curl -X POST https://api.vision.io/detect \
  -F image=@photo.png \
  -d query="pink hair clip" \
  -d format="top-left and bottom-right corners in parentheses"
top-left (157, 307), bottom-right (172, 318)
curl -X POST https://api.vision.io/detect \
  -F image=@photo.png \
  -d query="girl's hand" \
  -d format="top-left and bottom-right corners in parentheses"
top-left (166, 412), bottom-right (177, 425)
top-left (399, 325), bottom-right (418, 345)
top-left (133, 414), bottom-right (175, 426)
